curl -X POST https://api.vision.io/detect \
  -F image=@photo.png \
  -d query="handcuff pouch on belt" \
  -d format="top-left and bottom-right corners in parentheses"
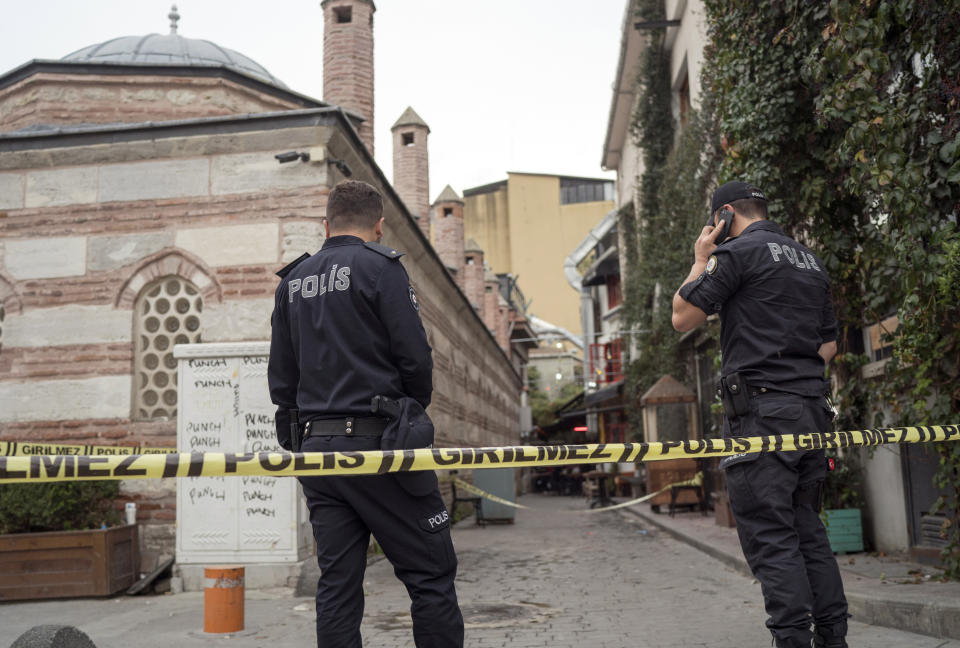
top-left (371, 395), bottom-right (438, 497)
top-left (274, 408), bottom-right (301, 452)
top-left (289, 409), bottom-right (302, 452)
top-left (719, 372), bottom-right (751, 418)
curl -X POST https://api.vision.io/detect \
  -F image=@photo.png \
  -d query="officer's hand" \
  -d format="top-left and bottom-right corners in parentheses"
top-left (694, 224), bottom-right (725, 264)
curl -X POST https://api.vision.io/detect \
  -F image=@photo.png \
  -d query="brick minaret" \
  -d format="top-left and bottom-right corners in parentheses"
top-left (391, 107), bottom-right (430, 237)
top-left (322, 0), bottom-right (375, 154)
top-left (496, 298), bottom-right (511, 352)
top-left (432, 185), bottom-right (465, 285)
top-left (463, 239), bottom-right (485, 312)
top-left (483, 266), bottom-right (500, 336)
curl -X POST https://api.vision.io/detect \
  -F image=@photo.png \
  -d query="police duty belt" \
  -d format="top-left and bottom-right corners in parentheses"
top-left (0, 424), bottom-right (957, 483)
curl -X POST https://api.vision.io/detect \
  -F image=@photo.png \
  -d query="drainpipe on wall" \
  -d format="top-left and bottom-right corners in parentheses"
top-left (528, 315), bottom-right (584, 351)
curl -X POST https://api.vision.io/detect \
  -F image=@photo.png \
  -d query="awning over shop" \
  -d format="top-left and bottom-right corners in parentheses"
top-left (584, 380), bottom-right (624, 407)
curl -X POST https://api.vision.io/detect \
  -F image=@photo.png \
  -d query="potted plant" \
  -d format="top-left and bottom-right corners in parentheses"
top-left (0, 481), bottom-right (138, 601)
top-left (821, 449), bottom-right (866, 554)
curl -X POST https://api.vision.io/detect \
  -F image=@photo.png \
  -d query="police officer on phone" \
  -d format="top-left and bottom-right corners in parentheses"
top-left (269, 179), bottom-right (464, 648)
top-left (671, 182), bottom-right (848, 648)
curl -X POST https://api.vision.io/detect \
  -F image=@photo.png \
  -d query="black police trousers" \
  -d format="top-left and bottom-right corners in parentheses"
top-left (298, 434), bottom-right (464, 648)
top-left (722, 391), bottom-right (848, 648)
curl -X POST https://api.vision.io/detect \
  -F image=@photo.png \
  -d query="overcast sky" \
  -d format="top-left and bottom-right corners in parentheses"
top-left (0, 1), bottom-right (623, 196)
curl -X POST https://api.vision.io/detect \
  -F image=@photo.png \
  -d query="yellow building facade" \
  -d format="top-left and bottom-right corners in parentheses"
top-left (463, 172), bottom-right (614, 337)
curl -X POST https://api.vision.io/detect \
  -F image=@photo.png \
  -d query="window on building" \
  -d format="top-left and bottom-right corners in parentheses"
top-left (334, 6), bottom-right (352, 23)
top-left (606, 275), bottom-right (622, 309)
top-left (133, 276), bottom-right (202, 420)
top-left (402, 132), bottom-right (415, 146)
top-left (465, 257), bottom-right (475, 265)
top-left (589, 339), bottom-right (623, 385)
top-left (560, 178), bottom-right (616, 205)
top-left (443, 207), bottom-right (453, 218)
top-left (865, 315), bottom-right (899, 362)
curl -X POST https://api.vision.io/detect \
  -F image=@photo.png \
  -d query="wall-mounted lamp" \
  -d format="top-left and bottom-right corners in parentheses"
top-left (329, 158), bottom-right (352, 177)
top-left (274, 148), bottom-right (352, 177)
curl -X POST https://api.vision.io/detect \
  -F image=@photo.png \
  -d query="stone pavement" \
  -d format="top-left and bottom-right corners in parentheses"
top-left (4, 493), bottom-right (959, 647)
top-left (625, 500), bottom-right (960, 642)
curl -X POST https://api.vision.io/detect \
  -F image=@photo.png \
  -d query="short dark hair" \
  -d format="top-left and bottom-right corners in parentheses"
top-left (326, 180), bottom-right (383, 230)
top-left (728, 197), bottom-right (768, 220)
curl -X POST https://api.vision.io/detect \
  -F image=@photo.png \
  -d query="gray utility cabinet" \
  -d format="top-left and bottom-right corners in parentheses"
top-left (472, 468), bottom-right (517, 522)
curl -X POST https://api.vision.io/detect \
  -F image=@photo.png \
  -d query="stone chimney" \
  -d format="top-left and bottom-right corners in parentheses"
top-left (321, 0), bottom-right (375, 154)
top-left (391, 107), bottom-right (430, 237)
top-left (483, 266), bottom-right (500, 336)
top-left (463, 239), bottom-right (485, 312)
top-left (497, 296), bottom-right (511, 352)
top-left (432, 185), bottom-right (465, 286)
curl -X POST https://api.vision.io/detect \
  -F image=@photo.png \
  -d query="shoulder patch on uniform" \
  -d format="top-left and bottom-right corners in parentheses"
top-left (363, 241), bottom-right (404, 259)
top-left (705, 254), bottom-right (719, 275)
top-left (276, 252), bottom-right (311, 278)
top-left (409, 286), bottom-right (420, 312)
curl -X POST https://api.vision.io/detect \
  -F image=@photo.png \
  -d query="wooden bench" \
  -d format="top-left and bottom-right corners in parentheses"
top-left (450, 476), bottom-right (486, 527)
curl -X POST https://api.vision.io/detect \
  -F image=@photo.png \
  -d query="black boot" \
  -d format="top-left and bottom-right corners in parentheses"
top-left (813, 621), bottom-right (848, 648)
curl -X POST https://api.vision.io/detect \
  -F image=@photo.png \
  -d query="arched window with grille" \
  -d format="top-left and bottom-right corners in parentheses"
top-left (133, 276), bottom-right (202, 420)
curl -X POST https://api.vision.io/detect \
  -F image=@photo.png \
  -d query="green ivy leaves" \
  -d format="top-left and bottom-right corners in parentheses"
top-left (625, 0), bottom-right (960, 575)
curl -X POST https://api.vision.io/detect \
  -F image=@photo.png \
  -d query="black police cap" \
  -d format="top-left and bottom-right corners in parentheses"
top-left (711, 181), bottom-right (767, 214)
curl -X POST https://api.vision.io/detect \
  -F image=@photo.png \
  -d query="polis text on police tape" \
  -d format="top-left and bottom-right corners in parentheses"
top-left (0, 425), bottom-right (956, 483)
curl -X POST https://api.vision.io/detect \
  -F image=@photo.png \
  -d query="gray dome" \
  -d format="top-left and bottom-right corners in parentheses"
top-left (62, 33), bottom-right (286, 88)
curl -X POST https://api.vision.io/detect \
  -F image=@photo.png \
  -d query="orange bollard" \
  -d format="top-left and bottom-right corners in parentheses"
top-left (203, 565), bottom-right (245, 633)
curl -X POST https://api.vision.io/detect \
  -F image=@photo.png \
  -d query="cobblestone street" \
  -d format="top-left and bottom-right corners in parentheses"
top-left (3, 492), bottom-right (958, 648)
top-left (360, 493), bottom-right (959, 648)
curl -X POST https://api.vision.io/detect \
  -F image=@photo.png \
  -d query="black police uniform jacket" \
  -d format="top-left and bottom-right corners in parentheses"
top-left (268, 235), bottom-right (432, 451)
top-left (678, 220), bottom-right (837, 397)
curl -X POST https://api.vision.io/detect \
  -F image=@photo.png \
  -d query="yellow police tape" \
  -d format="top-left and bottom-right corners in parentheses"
top-left (0, 442), bottom-right (176, 457)
top-left (451, 473), bottom-right (703, 514)
top-left (0, 424), bottom-right (956, 483)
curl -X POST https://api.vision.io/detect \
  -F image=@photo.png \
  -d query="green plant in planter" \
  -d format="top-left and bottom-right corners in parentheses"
top-left (822, 448), bottom-right (866, 512)
top-left (821, 449), bottom-right (866, 553)
top-left (0, 481), bottom-right (121, 534)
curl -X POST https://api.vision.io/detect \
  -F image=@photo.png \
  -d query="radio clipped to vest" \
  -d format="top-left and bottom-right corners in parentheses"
top-left (719, 372), bottom-right (751, 418)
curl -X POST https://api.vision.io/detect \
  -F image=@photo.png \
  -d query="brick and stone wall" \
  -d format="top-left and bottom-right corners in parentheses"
top-left (0, 113), bottom-right (521, 561)
top-left (0, 73), bottom-right (305, 133)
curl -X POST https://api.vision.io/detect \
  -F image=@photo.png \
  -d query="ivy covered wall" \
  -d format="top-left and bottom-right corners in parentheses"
top-left (621, 0), bottom-right (960, 575)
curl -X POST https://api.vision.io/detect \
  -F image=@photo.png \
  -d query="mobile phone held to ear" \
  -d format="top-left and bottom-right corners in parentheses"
top-left (710, 208), bottom-right (734, 245)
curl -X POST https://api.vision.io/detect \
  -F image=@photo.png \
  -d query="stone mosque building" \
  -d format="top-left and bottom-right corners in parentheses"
top-left (0, 1), bottom-right (534, 564)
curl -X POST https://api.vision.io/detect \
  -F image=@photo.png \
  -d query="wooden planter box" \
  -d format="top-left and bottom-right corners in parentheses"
top-left (824, 508), bottom-right (863, 554)
top-left (0, 524), bottom-right (138, 601)
top-left (646, 458), bottom-right (700, 510)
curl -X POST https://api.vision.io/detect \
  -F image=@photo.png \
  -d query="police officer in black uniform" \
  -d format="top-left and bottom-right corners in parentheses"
top-left (268, 180), bottom-right (464, 648)
top-left (671, 182), bottom-right (848, 648)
